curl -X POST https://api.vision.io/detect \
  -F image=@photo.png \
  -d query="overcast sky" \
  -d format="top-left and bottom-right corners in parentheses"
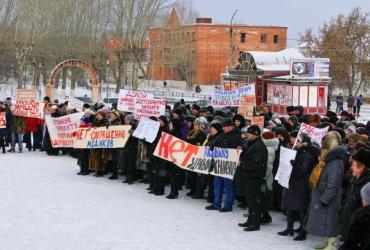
top-left (192, 0), bottom-right (370, 46)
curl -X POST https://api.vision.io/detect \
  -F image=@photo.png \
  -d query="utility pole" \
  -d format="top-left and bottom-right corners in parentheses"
top-left (229, 9), bottom-right (239, 68)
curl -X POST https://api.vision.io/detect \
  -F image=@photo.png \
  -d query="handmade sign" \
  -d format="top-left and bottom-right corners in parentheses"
top-left (251, 116), bottom-right (265, 130)
top-left (12, 100), bottom-right (44, 119)
top-left (154, 132), bottom-right (242, 180)
top-left (238, 95), bottom-right (255, 117)
top-left (294, 123), bottom-right (329, 148)
top-left (211, 84), bottom-right (255, 107)
top-left (117, 90), bottom-right (154, 113)
top-left (274, 147), bottom-right (297, 188)
top-left (45, 112), bottom-right (84, 148)
top-left (68, 97), bottom-right (84, 111)
top-left (0, 112), bottom-right (6, 129)
top-left (132, 117), bottom-right (160, 143)
top-left (16, 89), bottom-right (39, 101)
top-left (73, 125), bottom-right (131, 149)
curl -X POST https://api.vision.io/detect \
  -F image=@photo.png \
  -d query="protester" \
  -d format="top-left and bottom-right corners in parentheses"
top-left (336, 93), bottom-right (344, 113)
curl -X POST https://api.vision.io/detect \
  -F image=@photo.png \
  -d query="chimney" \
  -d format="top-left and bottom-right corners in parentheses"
top-left (196, 18), bottom-right (212, 24)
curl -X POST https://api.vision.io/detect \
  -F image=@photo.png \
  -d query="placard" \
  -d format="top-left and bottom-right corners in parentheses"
top-left (117, 90), bottom-right (154, 113)
top-left (251, 116), bottom-right (265, 129)
top-left (68, 97), bottom-right (84, 111)
top-left (211, 84), bottom-right (255, 107)
top-left (12, 100), bottom-right (44, 119)
top-left (238, 95), bottom-right (255, 117)
top-left (73, 125), bottom-right (132, 149)
top-left (294, 123), bottom-right (329, 148)
top-left (134, 98), bottom-right (166, 119)
top-left (274, 147), bottom-right (297, 188)
top-left (132, 117), bottom-right (160, 143)
top-left (16, 89), bottom-right (39, 101)
top-left (0, 112), bottom-right (6, 128)
top-left (290, 58), bottom-right (330, 79)
top-left (45, 112), bottom-right (84, 148)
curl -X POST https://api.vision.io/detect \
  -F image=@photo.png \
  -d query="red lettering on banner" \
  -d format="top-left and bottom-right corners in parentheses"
top-left (181, 144), bottom-right (199, 167)
top-left (158, 133), bottom-right (173, 158)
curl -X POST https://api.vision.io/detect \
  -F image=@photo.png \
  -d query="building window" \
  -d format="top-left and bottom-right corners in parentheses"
top-left (192, 32), bottom-right (195, 40)
top-left (240, 33), bottom-right (246, 43)
top-left (261, 33), bottom-right (267, 43)
top-left (273, 35), bottom-right (279, 43)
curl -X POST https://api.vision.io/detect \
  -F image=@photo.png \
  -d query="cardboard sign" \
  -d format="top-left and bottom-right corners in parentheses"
top-left (12, 100), bottom-right (44, 119)
top-left (294, 123), bottom-right (329, 148)
top-left (16, 89), bottom-right (39, 101)
top-left (132, 117), bottom-right (160, 143)
top-left (134, 98), bottom-right (166, 119)
top-left (211, 84), bottom-right (255, 107)
top-left (238, 95), bottom-right (255, 117)
top-left (154, 132), bottom-right (242, 180)
top-left (251, 116), bottom-right (265, 129)
top-left (68, 97), bottom-right (84, 111)
top-left (45, 112), bottom-right (84, 148)
top-left (73, 125), bottom-right (131, 149)
top-left (0, 112), bottom-right (6, 128)
top-left (117, 90), bottom-right (154, 113)
top-left (274, 147), bottom-right (297, 188)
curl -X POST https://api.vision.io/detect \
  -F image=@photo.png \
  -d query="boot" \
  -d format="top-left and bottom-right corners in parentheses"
top-left (261, 212), bottom-right (272, 225)
top-left (314, 237), bottom-right (328, 249)
top-left (278, 228), bottom-right (294, 236)
top-left (166, 192), bottom-right (178, 199)
top-left (293, 230), bottom-right (307, 241)
top-left (278, 210), bottom-right (294, 236)
top-left (108, 173), bottom-right (118, 180)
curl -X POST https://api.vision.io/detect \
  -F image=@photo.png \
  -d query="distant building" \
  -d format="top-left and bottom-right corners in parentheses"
top-left (148, 9), bottom-right (287, 85)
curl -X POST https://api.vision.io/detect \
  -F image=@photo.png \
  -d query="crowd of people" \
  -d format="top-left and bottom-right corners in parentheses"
top-left (1, 95), bottom-right (370, 250)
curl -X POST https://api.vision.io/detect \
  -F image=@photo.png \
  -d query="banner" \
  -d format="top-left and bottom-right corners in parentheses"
top-left (132, 117), bottom-right (160, 143)
top-left (73, 125), bottom-right (131, 149)
top-left (0, 112), bottom-right (6, 129)
top-left (290, 58), bottom-right (330, 79)
top-left (211, 84), bottom-right (255, 107)
top-left (45, 112), bottom-right (84, 148)
top-left (12, 100), bottom-right (44, 119)
top-left (294, 123), bottom-right (329, 148)
top-left (238, 95), bottom-right (255, 117)
top-left (117, 90), bottom-right (165, 119)
top-left (274, 147), bottom-right (297, 188)
top-left (251, 116), bottom-right (265, 130)
top-left (16, 89), bottom-right (39, 101)
top-left (154, 132), bottom-right (242, 179)
top-left (68, 97), bottom-right (84, 111)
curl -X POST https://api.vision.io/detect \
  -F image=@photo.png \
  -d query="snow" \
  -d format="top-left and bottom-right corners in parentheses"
top-left (241, 48), bottom-right (305, 66)
top-left (0, 151), bottom-right (324, 250)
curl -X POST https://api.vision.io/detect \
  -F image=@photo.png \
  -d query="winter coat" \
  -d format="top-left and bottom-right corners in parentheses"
top-left (305, 146), bottom-right (346, 237)
top-left (340, 171), bottom-right (370, 240)
top-left (235, 137), bottom-right (268, 197)
top-left (283, 144), bottom-right (320, 211)
top-left (89, 118), bottom-right (109, 172)
top-left (347, 96), bottom-right (355, 107)
top-left (339, 206), bottom-right (370, 250)
top-left (11, 116), bottom-right (26, 134)
top-left (187, 129), bottom-right (206, 146)
top-left (263, 138), bottom-right (279, 191)
top-left (336, 95), bottom-right (344, 104)
top-left (0, 110), bottom-right (13, 137)
top-left (214, 127), bottom-right (242, 149)
top-left (102, 118), bottom-right (121, 162)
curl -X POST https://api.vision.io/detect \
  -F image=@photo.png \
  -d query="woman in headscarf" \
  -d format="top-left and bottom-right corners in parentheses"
top-left (233, 114), bottom-right (246, 130)
top-left (306, 131), bottom-right (346, 249)
top-left (278, 133), bottom-right (320, 241)
top-left (186, 117), bottom-right (207, 198)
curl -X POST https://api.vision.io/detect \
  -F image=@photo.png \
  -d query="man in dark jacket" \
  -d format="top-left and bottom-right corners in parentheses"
top-left (205, 118), bottom-right (242, 212)
top-left (236, 125), bottom-right (268, 232)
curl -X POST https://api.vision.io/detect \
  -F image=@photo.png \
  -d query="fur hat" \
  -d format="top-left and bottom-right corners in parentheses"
top-left (352, 148), bottom-right (370, 169)
top-left (222, 118), bottom-right (233, 127)
top-left (262, 131), bottom-right (275, 140)
top-left (158, 115), bottom-right (169, 125)
top-left (210, 122), bottom-right (223, 133)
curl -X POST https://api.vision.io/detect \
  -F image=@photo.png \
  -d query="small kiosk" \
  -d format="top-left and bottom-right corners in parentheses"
top-left (222, 48), bottom-right (331, 114)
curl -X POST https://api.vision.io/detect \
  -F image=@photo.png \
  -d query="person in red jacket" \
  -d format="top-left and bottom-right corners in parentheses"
top-left (25, 117), bottom-right (42, 151)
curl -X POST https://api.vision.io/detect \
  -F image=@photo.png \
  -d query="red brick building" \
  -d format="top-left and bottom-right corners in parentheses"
top-left (148, 9), bottom-right (288, 85)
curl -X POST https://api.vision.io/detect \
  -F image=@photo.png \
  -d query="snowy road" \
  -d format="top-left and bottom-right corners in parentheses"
top-left (0, 152), bottom-right (322, 250)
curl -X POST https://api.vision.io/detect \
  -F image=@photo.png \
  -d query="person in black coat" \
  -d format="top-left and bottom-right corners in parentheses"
top-left (339, 148), bottom-right (370, 242)
top-left (236, 125), bottom-right (268, 232)
top-left (205, 118), bottom-right (242, 212)
top-left (0, 102), bottom-right (13, 153)
top-left (121, 114), bottom-right (138, 184)
top-left (340, 182), bottom-right (370, 250)
top-left (278, 133), bottom-right (319, 240)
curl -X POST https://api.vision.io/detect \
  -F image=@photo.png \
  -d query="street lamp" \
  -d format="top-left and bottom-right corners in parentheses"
top-left (106, 60), bottom-right (110, 97)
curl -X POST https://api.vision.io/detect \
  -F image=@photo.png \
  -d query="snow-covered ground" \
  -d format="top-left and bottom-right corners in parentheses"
top-left (0, 151), bottom-right (324, 250)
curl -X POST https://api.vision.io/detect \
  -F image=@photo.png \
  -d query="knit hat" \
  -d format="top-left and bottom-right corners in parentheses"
top-left (158, 115), bottom-right (169, 125)
top-left (222, 118), bottom-right (233, 127)
top-left (352, 148), bottom-right (370, 169)
top-left (111, 110), bottom-right (121, 120)
top-left (210, 122), bottom-right (223, 133)
top-left (247, 125), bottom-right (261, 136)
top-left (185, 115), bottom-right (196, 123)
top-left (361, 182), bottom-right (370, 204)
top-left (340, 111), bottom-right (350, 117)
top-left (191, 104), bottom-right (200, 111)
top-left (173, 108), bottom-right (183, 117)
top-left (97, 110), bottom-right (106, 118)
top-left (262, 131), bottom-right (275, 140)
top-left (269, 118), bottom-right (281, 127)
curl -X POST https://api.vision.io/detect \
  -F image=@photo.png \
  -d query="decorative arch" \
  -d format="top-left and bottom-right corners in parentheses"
top-left (45, 59), bottom-right (100, 102)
